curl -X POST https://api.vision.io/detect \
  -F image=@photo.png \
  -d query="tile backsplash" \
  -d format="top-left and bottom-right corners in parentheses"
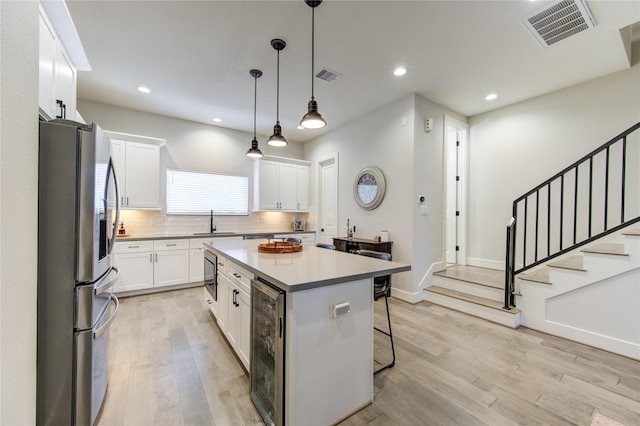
top-left (117, 210), bottom-right (309, 236)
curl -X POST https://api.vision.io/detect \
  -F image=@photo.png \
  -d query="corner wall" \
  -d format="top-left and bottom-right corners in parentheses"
top-left (0, 1), bottom-right (39, 423)
top-left (303, 94), bottom-right (466, 302)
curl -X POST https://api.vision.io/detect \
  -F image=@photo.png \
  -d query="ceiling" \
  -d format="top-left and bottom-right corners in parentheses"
top-left (66, 1), bottom-right (640, 143)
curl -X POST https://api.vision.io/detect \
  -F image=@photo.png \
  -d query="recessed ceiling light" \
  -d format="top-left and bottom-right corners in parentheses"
top-left (297, 125), bottom-right (304, 130)
top-left (485, 93), bottom-right (498, 101)
top-left (137, 86), bottom-right (150, 94)
top-left (393, 67), bottom-right (407, 77)
top-left (212, 118), bottom-right (222, 123)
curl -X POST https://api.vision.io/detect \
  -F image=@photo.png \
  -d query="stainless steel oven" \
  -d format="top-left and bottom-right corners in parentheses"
top-left (204, 249), bottom-right (217, 301)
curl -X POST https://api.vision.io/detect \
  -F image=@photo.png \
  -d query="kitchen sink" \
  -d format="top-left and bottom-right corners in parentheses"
top-left (193, 232), bottom-right (236, 236)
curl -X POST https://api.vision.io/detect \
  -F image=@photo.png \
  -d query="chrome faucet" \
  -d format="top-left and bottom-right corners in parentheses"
top-left (210, 210), bottom-right (217, 233)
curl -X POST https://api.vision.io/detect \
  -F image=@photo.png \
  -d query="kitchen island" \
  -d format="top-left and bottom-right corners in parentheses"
top-left (204, 239), bottom-right (411, 426)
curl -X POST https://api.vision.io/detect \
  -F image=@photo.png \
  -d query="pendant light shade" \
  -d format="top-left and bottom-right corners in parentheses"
top-left (300, 0), bottom-right (326, 129)
top-left (246, 69), bottom-right (264, 158)
top-left (267, 39), bottom-right (288, 147)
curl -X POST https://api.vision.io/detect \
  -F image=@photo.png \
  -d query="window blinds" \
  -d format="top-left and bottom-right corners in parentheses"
top-left (166, 169), bottom-right (248, 215)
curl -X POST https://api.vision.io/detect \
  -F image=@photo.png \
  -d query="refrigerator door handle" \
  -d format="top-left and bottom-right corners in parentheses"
top-left (94, 294), bottom-right (119, 339)
top-left (95, 266), bottom-right (119, 296)
top-left (107, 157), bottom-right (121, 255)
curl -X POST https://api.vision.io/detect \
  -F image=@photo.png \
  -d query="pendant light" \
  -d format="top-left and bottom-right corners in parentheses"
top-left (246, 69), bottom-right (264, 158)
top-left (300, 0), bottom-right (327, 129)
top-left (267, 39), bottom-right (288, 147)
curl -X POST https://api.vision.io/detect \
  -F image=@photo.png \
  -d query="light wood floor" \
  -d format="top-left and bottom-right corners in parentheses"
top-left (98, 287), bottom-right (640, 426)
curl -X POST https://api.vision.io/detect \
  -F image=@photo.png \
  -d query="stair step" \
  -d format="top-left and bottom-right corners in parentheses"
top-left (622, 228), bottom-right (640, 236)
top-left (518, 268), bottom-right (551, 284)
top-left (433, 265), bottom-right (503, 289)
top-left (548, 255), bottom-right (585, 271)
top-left (424, 286), bottom-right (519, 313)
top-left (581, 242), bottom-right (627, 256)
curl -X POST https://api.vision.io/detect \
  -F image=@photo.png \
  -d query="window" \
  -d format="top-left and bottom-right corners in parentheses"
top-left (166, 169), bottom-right (248, 215)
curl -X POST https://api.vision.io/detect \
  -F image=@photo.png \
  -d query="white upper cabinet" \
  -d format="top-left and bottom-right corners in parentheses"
top-left (253, 157), bottom-right (310, 212)
top-left (39, 6), bottom-right (77, 121)
top-left (296, 164), bottom-right (310, 211)
top-left (110, 136), bottom-right (161, 210)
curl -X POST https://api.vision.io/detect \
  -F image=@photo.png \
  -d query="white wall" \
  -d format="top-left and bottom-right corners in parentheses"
top-left (303, 94), bottom-right (466, 301)
top-left (467, 64), bottom-right (640, 267)
top-left (0, 1), bottom-right (39, 423)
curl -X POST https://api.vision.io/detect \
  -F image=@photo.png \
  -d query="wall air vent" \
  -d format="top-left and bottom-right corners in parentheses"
top-left (522, 0), bottom-right (596, 47)
top-left (315, 68), bottom-right (342, 83)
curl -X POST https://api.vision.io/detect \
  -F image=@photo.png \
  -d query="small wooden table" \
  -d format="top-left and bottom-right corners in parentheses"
top-left (333, 237), bottom-right (393, 255)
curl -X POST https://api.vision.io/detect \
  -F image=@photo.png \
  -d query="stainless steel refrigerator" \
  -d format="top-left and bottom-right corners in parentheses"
top-left (250, 277), bottom-right (285, 426)
top-left (37, 119), bottom-right (121, 425)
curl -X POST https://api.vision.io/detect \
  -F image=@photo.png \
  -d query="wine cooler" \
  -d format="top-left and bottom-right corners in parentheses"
top-left (250, 277), bottom-right (285, 426)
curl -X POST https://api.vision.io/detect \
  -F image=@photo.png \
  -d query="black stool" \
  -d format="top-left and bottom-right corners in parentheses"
top-left (357, 249), bottom-right (395, 374)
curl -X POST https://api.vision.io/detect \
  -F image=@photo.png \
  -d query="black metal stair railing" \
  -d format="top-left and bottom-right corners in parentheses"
top-left (504, 122), bottom-right (640, 309)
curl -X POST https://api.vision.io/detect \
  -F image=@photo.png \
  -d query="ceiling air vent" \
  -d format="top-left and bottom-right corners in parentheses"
top-left (315, 68), bottom-right (342, 83)
top-left (522, 0), bottom-right (596, 47)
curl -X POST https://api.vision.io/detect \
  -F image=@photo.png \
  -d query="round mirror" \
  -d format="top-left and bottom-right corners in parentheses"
top-left (353, 166), bottom-right (386, 210)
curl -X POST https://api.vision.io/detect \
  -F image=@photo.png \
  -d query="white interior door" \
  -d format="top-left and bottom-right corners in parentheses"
top-left (444, 117), bottom-right (468, 265)
top-left (318, 154), bottom-right (339, 244)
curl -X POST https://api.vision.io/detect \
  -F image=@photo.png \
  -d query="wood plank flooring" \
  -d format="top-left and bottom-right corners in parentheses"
top-left (98, 287), bottom-right (640, 426)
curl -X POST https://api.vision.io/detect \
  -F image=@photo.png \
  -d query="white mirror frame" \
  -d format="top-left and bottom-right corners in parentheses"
top-left (353, 166), bottom-right (386, 210)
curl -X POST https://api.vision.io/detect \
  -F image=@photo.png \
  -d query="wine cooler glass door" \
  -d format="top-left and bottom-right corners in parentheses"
top-left (250, 278), bottom-right (284, 426)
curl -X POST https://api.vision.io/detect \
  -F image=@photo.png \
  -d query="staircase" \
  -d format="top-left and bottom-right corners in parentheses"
top-left (516, 227), bottom-right (640, 360)
top-left (424, 266), bottom-right (521, 329)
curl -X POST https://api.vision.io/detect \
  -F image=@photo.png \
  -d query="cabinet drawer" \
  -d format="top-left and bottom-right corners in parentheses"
top-left (228, 262), bottom-right (253, 294)
top-left (153, 239), bottom-right (189, 251)
top-left (113, 240), bottom-right (154, 253)
top-left (216, 254), bottom-right (229, 274)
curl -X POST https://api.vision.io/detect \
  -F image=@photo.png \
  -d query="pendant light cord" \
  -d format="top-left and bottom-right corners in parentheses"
top-left (253, 75), bottom-right (257, 138)
top-left (276, 49), bottom-right (280, 123)
top-left (311, 5), bottom-right (315, 101)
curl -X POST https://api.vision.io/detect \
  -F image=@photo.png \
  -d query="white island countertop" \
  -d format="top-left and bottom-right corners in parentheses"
top-left (204, 239), bottom-right (411, 292)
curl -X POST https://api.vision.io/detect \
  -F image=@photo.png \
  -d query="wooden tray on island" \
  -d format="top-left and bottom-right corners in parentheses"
top-left (258, 241), bottom-right (303, 253)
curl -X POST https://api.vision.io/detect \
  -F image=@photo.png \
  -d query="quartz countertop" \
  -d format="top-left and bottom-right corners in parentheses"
top-left (115, 230), bottom-right (315, 242)
top-left (204, 239), bottom-right (411, 292)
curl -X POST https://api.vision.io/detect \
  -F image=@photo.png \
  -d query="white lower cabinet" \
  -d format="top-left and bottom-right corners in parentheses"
top-left (113, 241), bottom-right (154, 293)
top-left (113, 239), bottom-right (189, 292)
top-left (205, 253), bottom-right (252, 371)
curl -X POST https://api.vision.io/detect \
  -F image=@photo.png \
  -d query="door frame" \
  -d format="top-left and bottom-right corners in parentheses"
top-left (443, 115), bottom-right (468, 266)
top-left (316, 152), bottom-right (339, 245)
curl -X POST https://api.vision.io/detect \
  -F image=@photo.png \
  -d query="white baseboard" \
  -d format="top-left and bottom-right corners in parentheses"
top-left (419, 261), bottom-right (446, 290)
top-left (467, 257), bottom-right (504, 271)
top-left (390, 286), bottom-right (424, 304)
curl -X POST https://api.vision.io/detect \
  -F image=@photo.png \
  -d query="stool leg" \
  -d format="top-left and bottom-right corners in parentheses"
top-left (374, 293), bottom-right (395, 374)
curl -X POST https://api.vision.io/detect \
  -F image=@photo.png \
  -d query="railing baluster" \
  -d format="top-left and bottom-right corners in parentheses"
top-left (588, 156), bottom-right (593, 238)
top-left (535, 190), bottom-right (539, 262)
top-left (573, 165), bottom-right (579, 245)
top-left (547, 183), bottom-right (551, 257)
top-left (604, 147), bottom-right (610, 231)
top-left (621, 136), bottom-right (627, 223)
top-left (560, 174), bottom-right (564, 251)
top-left (523, 197), bottom-right (528, 268)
